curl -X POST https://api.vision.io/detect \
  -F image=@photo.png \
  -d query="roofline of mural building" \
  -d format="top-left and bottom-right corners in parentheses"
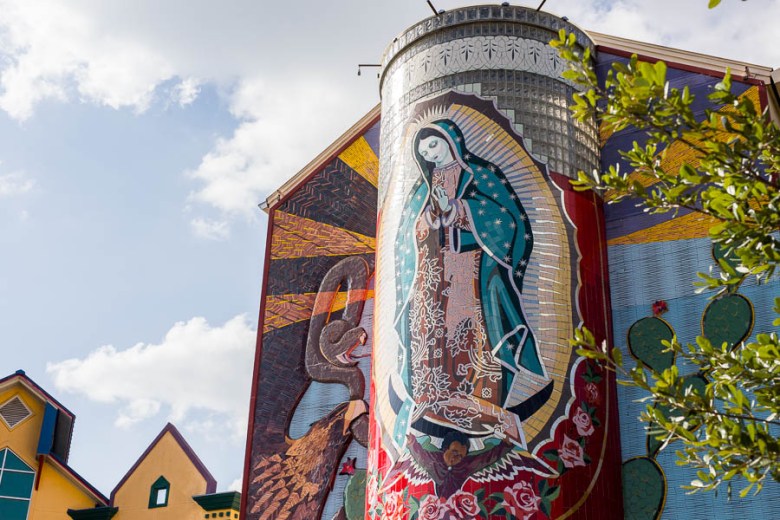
top-left (47, 453), bottom-right (109, 505)
top-left (591, 31), bottom-right (779, 122)
top-left (259, 104), bottom-right (381, 213)
top-left (0, 370), bottom-right (76, 419)
top-left (590, 31), bottom-right (774, 81)
top-left (109, 422), bottom-right (217, 504)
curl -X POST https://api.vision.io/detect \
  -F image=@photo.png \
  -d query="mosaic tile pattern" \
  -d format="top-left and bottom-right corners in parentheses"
top-left (380, 6), bottom-right (599, 182)
top-left (599, 52), bottom-right (780, 520)
top-left (244, 120), bottom-right (380, 520)
top-left (370, 89), bottom-right (621, 519)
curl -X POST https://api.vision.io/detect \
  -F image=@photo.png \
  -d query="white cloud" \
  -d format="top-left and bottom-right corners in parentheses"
top-left (172, 77), bottom-right (201, 107)
top-left (46, 315), bottom-right (256, 433)
top-left (186, 76), bottom-right (359, 218)
top-left (0, 0), bottom-right (187, 120)
top-left (190, 217), bottom-right (230, 241)
top-left (549, 0), bottom-right (780, 67)
top-left (228, 477), bottom-right (243, 492)
top-left (115, 398), bottom-right (161, 428)
top-left (0, 171), bottom-right (35, 197)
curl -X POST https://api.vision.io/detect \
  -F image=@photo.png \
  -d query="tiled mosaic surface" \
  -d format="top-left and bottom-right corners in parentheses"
top-left (244, 121), bottom-right (380, 520)
top-left (380, 5), bottom-right (599, 183)
top-left (599, 52), bottom-right (780, 519)
top-left (381, 5), bottom-right (592, 70)
top-left (244, 7), bottom-right (780, 519)
top-left (370, 89), bottom-right (622, 519)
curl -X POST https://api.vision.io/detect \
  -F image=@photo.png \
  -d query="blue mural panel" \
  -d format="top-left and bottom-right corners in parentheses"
top-left (598, 49), bottom-right (780, 520)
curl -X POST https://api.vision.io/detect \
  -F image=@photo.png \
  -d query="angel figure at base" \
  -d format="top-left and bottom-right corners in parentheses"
top-left (408, 432), bottom-right (512, 499)
top-left (382, 431), bottom-right (555, 500)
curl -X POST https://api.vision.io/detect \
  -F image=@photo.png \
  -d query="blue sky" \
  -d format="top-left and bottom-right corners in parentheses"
top-left (0, 0), bottom-right (777, 497)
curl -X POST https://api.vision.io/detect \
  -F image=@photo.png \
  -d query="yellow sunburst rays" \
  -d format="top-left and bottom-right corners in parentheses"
top-left (271, 212), bottom-right (375, 260)
top-left (606, 86), bottom-right (761, 245)
top-left (339, 136), bottom-right (379, 188)
top-left (604, 86), bottom-right (760, 198)
top-left (263, 130), bottom-right (379, 333)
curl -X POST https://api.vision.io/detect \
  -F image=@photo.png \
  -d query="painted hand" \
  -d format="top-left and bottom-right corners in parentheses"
top-left (433, 186), bottom-right (451, 214)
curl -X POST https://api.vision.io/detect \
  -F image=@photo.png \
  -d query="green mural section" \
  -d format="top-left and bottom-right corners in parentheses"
top-left (702, 294), bottom-right (753, 350)
top-left (622, 457), bottom-right (666, 520)
top-left (628, 318), bottom-right (675, 374)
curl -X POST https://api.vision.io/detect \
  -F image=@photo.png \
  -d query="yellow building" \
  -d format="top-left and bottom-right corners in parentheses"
top-left (0, 369), bottom-right (108, 519)
top-left (1, 370), bottom-right (240, 520)
top-left (109, 422), bottom-right (217, 519)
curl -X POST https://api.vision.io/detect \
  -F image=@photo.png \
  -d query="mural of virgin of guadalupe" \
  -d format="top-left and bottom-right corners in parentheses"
top-left (393, 119), bottom-right (554, 450)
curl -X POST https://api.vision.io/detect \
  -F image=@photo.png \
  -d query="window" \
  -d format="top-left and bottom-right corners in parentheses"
top-left (0, 396), bottom-right (32, 429)
top-left (148, 476), bottom-right (170, 508)
top-left (0, 448), bottom-right (34, 520)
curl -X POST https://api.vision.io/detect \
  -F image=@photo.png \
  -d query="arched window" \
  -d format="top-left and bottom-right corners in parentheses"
top-left (0, 448), bottom-right (35, 519)
top-left (148, 476), bottom-right (170, 508)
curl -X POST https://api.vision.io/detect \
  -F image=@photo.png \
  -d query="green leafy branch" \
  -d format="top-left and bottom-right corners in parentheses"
top-left (551, 30), bottom-right (780, 294)
top-left (571, 316), bottom-right (780, 496)
top-left (552, 26), bottom-right (779, 495)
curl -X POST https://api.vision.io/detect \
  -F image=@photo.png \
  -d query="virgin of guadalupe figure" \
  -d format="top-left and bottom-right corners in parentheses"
top-left (392, 119), bottom-right (553, 449)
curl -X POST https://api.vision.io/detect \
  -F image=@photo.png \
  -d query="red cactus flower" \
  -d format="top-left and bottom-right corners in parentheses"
top-left (652, 300), bottom-right (668, 316)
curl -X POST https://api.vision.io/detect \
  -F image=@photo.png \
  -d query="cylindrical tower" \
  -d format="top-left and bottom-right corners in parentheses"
top-left (368, 5), bottom-right (621, 519)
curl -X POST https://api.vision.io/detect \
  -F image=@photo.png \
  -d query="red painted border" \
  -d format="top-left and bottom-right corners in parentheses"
top-left (547, 173), bottom-right (624, 518)
top-left (239, 207), bottom-right (276, 516)
top-left (109, 422), bottom-right (216, 505)
top-left (598, 45), bottom-right (766, 86)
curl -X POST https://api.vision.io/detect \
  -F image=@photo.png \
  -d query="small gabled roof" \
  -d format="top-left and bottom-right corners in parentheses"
top-left (0, 369), bottom-right (75, 419)
top-left (0, 369), bottom-right (76, 461)
top-left (109, 423), bottom-right (216, 505)
top-left (0, 370), bottom-right (107, 503)
top-left (260, 104), bottom-right (380, 212)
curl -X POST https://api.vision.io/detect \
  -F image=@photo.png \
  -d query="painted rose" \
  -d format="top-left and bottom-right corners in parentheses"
top-left (559, 433), bottom-right (586, 468)
top-left (383, 491), bottom-right (406, 520)
top-left (446, 490), bottom-right (481, 519)
top-left (419, 495), bottom-right (447, 520)
top-left (502, 480), bottom-right (541, 520)
top-left (584, 381), bottom-right (600, 405)
top-left (572, 406), bottom-right (595, 436)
